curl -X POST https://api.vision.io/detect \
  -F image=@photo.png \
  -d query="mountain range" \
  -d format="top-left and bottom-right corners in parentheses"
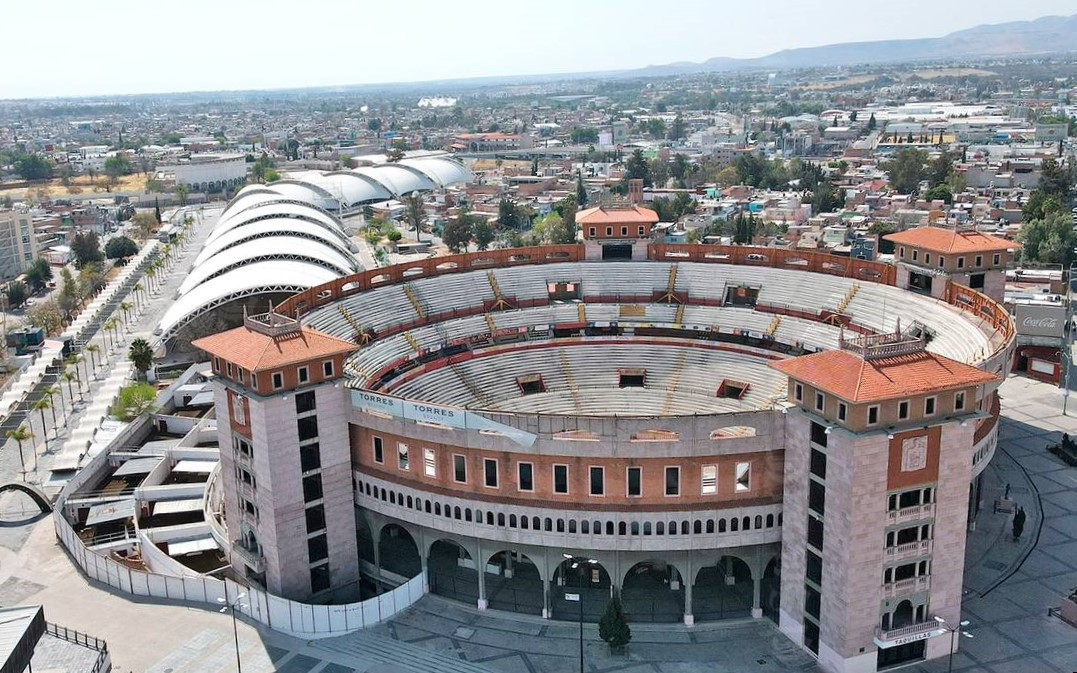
top-left (633, 14), bottom-right (1077, 76)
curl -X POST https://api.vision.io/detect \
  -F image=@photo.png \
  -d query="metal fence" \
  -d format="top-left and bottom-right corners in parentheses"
top-left (46, 622), bottom-right (111, 673)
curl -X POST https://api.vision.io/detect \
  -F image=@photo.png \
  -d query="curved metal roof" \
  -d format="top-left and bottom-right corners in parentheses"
top-left (195, 216), bottom-right (354, 267)
top-left (303, 172), bottom-right (394, 206)
top-left (158, 260), bottom-right (342, 339)
top-left (206, 201), bottom-right (342, 247)
top-left (351, 164), bottom-right (436, 195)
top-left (399, 157), bottom-right (472, 187)
top-left (178, 237), bottom-right (360, 295)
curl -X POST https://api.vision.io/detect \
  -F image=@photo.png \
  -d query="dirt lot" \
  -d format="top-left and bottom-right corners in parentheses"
top-left (0, 173), bottom-right (147, 202)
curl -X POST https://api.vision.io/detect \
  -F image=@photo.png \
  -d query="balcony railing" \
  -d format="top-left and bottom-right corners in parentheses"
top-left (882, 575), bottom-right (930, 598)
top-left (887, 503), bottom-right (935, 525)
top-left (231, 539), bottom-right (265, 574)
top-left (875, 619), bottom-right (943, 645)
top-left (885, 539), bottom-right (932, 561)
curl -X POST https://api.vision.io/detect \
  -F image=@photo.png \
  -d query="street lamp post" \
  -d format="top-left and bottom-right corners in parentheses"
top-left (933, 616), bottom-right (973, 673)
top-left (563, 553), bottom-right (597, 673)
top-left (218, 591), bottom-right (248, 673)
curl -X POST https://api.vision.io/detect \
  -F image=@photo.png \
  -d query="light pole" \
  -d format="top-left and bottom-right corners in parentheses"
top-left (218, 591), bottom-right (247, 672)
top-left (563, 553), bottom-right (597, 673)
top-left (933, 616), bottom-right (973, 673)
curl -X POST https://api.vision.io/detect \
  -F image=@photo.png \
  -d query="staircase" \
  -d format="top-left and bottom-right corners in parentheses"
top-left (451, 365), bottom-right (486, 405)
top-left (403, 283), bottom-right (426, 319)
top-left (338, 306), bottom-right (368, 343)
top-left (674, 303), bottom-right (686, 324)
top-left (767, 315), bottom-right (781, 336)
top-left (661, 351), bottom-right (688, 414)
top-left (619, 304), bottom-right (647, 318)
top-left (558, 350), bottom-right (582, 411)
top-left (658, 263), bottom-right (679, 303)
top-left (403, 331), bottom-right (421, 353)
top-left (836, 283), bottom-right (860, 314)
top-left (577, 303), bottom-right (586, 322)
top-left (484, 313), bottom-right (496, 333)
top-left (487, 271), bottom-right (512, 310)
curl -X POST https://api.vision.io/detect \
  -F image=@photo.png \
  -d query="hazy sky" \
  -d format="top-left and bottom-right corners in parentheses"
top-left (5, 0), bottom-right (1076, 99)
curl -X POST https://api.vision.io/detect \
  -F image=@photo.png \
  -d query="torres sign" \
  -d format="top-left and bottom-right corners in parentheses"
top-left (1014, 304), bottom-right (1066, 339)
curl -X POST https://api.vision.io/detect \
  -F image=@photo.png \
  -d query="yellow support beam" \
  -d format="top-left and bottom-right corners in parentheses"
top-left (403, 284), bottom-right (426, 319)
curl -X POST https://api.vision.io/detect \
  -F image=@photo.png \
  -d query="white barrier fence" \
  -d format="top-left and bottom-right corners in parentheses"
top-left (55, 513), bottom-right (426, 638)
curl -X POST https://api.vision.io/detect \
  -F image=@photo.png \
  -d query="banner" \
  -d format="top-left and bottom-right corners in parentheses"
top-left (1015, 304), bottom-right (1066, 339)
top-left (351, 390), bottom-right (536, 447)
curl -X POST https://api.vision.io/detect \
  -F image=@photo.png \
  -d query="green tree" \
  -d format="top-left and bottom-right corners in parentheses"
top-left (32, 396), bottom-right (51, 450)
top-left (473, 219), bottom-right (495, 251)
top-left (57, 268), bottom-right (79, 317)
top-left (5, 280), bottom-right (28, 309)
top-left (442, 213), bottom-right (473, 253)
top-left (111, 382), bottom-right (158, 421)
top-left (646, 118), bottom-right (666, 139)
top-left (923, 183), bottom-right (953, 204)
top-left (598, 595), bottom-right (632, 651)
top-left (885, 147), bottom-right (928, 195)
top-left (128, 337), bottom-right (154, 379)
top-left (867, 113), bottom-right (877, 131)
top-left (570, 127), bottom-right (599, 144)
top-left (103, 154), bottom-right (133, 180)
top-left (71, 231), bottom-right (104, 268)
top-left (404, 193), bottom-right (426, 241)
top-left (6, 425), bottom-right (32, 478)
top-left (669, 114), bottom-right (686, 141)
top-left (175, 183), bottom-right (189, 205)
top-left (104, 235), bottom-right (139, 260)
top-left (928, 150), bottom-right (954, 187)
top-left (14, 153), bottom-right (52, 180)
top-left (1039, 157), bottom-right (1074, 201)
top-left (623, 149), bottom-right (653, 188)
top-left (1019, 211), bottom-right (1075, 265)
top-left (1022, 189), bottom-right (1065, 221)
top-left (576, 172), bottom-right (588, 206)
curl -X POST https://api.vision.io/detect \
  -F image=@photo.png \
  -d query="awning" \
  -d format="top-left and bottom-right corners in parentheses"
top-left (187, 391), bottom-right (215, 406)
top-left (167, 536), bottom-right (218, 556)
top-left (173, 460), bottom-right (218, 474)
top-left (152, 498), bottom-right (203, 515)
top-left (112, 457), bottom-right (162, 477)
top-left (85, 499), bottom-right (135, 526)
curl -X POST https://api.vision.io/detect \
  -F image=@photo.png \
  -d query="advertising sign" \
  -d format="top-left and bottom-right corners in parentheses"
top-left (351, 390), bottom-right (537, 447)
top-left (1015, 304), bottom-right (1066, 339)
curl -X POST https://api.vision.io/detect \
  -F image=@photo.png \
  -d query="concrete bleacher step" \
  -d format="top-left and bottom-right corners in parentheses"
top-left (661, 350), bottom-right (689, 415)
top-left (558, 350), bottom-right (582, 411)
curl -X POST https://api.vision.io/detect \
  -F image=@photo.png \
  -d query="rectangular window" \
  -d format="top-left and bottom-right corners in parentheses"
top-left (734, 462), bottom-right (751, 492)
top-left (924, 396), bottom-right (936, 416)
top-left (397, 443), bottom-right (409, 470)
top-left (794, 383), bottom-right (803, 402)
top-left (993, 253), bottom-right (1001, 265)
top-left (975, 255), bottom-right (983, 267)
top-left (938, 256), bottom-right (945, 268)
top-left (814, 392), bottom-right (824, 412)
top-left (805, 584), bottom-right (821, 619)
top-left (837, 402), bottom-right (847, 422)
top-left (295, 391), bottom-right (316, 414)
top-left (484, 458), bottom-right (499, 488)
top-left (664, 466), bottom-right (680, 496)
top-left (305, 505), bottom-right (326, 533)
top-left (957, 256), bottom-right (965, 269)
top-left (297, 416), bottom-right (319, 441)
top-left (898, 400), bottom-right (910, 420)
top-left (272, 372), bottom-right (284, 389)
top-left (298, 366), bottom-right (309, 384)
top-left (912, 249), bottom-right (918, 261)
top-left (811, 421), bottom-right (828, 447)
top-left (518, 462), bottom-right (534, 491)
top-left (310, 564), bottom-right (330, 593)
top-left (373, 436), bottom-right (384, 463)
top-left (809, 480), bottom-right (826, 515)
top-left (638, 225), bottom-right (645, 236)
top-left (302, 474), bottom-right (323, 503)
top-left (589, 466), bottom-right (604, 496)
top-left (213, 356), bottom-right (221, 372)
top-left (627, 466), bottom-right (642, 496)
top-left (954, 391), bottom-right (966, 411)
top-left (589, 227), bottom-right (596, 237)
top-left (251, 372), bottom-right (258, 388)
top-left (924, 253), bottom-right (930, 265)
top-left (810, 448), bottom-right (827, 479)
top-left (232, 393), bottom-right (246, 425)
top-left (807, 514), bottom-right (824, 549)
top-left (423, 448), bottom-right (436, 477)
top-left (323, 360), bottom-right (334, 377)
top-left (453, 454), bottom-right (467, 483)
top-left (553, 464), bottom-right (569, 494)
top-left (806, 550), bottom-right (823, 585)
top-left (226, 362), bottom-right (233, 378)
top-left (868, 405), bottom-right (880, 425)
top-left (899, 246), bottom-right (905, 258)
top-left (606, 226), bottom-right (612, 236)
top-left (234, 436), bottom-right (252, 458)
top-left (300, 443), bottom-right (320, 472)
top-left (701, 465), bottom-right (717, 495)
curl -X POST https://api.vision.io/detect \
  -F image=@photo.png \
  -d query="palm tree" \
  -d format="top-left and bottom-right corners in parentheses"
top-left (132, 282), bottom-right (144, 312)
top-left (62, 370), bottom-right (78, 402)
top-left (31, 397), bottom-right (51, 452)
top-left (110, 315), bottom-right (122, 344)
top-left (6, 425), bottom-right (32, 479)
top-left (128, 338), bottom-right (154, 380)
top-left (145, 265), bottom-right (157, 294)
top-left (43, 385), bottom-right (63, 429)
top-left (65, 355), bottom-right (85, 393)
top-left (119, 301), bottom-right (132, 331)
top-left (85, 344), bottom-right (101, 378)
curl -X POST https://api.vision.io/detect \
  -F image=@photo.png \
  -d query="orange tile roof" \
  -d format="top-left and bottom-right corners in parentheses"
top-left (192, 324), bottom-right (356, 372)
top-left (576, 205), bottom-right (659, 225)
top-left (770, 349), bottom-right (997, 403)
top-left (882, 227), bottom-right (1013, 254)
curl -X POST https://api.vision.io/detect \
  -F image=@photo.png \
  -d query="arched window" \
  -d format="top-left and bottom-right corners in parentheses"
top-left (643, 522), bottom-right (652, 535)
top-left (706, 520), bottom-right (715, 534)
top-left (693, 520), bottom-right (702, 534)
top-left (754, 515), bottom-right (763, 529)
top-left (406, 496), bottom-right (413, 508)
top-left (465, 509), bottom-right (472, 522)
top-left (593, 520), bottom-right (601, 535)
top-left (656, 521), bottom-right (665, 535)
top-left (389, 492), bottom-right (396, 505)
top-left (435, 503), bottom-right (441, 516)
top-left (766, 514), bottom-right (774, 528)
top-left (631, 521), bottom-right (640, 535)
top-left (486, 512), bottom-right (494, 526)
top-left (668, 520), bottom-right (677, 535)
top-left (719, 518), bottom-right (727, 533)
top-left (498, 513), bottom-right (506, 527)
top-left (557, 519), bottom-right (565, 533)
top-left (618, 521), bottom-right (627, 536)
top-left (581, 520), bottom-right (589, 534)
top-left (380, 488), bottom-right (386, 500)
top-left (521, 515), bottom-right (529, 529)
top-left (778, 512), bottom-right (783, 527)
top-left (569, 520), bottom-right (577, 534)
top-left (605, 521), bottom-right (614, 535)
top-left (731, 518), bottom-right (739, 532)
top-left (424, 500), bottom-right (431, 514)
top-left (681, 520), bottom-right (689, 535)
top-left (509, 514), bottom-right (517, 528)
top-left (454, 506), bottom-right (461, 520)
top-left (545, 518), bottom-right (553, 532)
top-left (533, 516), bottom-right (541, 530)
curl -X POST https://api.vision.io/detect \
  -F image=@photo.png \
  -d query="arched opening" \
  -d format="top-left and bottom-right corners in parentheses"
top-left (621, 561), bottom-right (685, 623)
top-left (761, 556), bottom-right (781, 623)
top-left (486, 551), bottom-right (543, 615)
top-left (428, 539), bottom-right (478, 604)
top-left (892, 599), bottom-right (914, 629)
top-left (377, 523), bottom-right (420, 580)
top-left (692, 556), bottom-right (753, 622)
top-left (551, 558), bottom-right (612, 622)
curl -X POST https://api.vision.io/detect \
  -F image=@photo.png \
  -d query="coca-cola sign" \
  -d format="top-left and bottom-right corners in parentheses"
top-left (1015, 304), bottom-right (1066, 338)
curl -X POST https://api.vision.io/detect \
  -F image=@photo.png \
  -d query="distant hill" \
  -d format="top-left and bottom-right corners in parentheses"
top-left (635, 14), bottom-right (1077, 75)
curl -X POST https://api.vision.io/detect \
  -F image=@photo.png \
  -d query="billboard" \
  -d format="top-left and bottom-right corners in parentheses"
top-left (1015, 303), bottom-right (1066, 339)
